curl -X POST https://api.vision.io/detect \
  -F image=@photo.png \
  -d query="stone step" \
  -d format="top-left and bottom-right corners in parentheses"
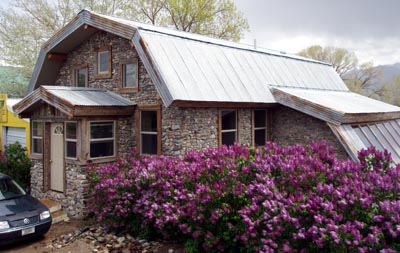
top-left (39, 198), bottom-right (70, 224)
top-left (40, 198), bottom-right (62, 213)
top-left (51, 209), bottom-right (70, 224)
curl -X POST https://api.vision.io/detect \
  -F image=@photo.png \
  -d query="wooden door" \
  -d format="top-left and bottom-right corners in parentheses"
top-left (50, 123), bottom-right (64, 192)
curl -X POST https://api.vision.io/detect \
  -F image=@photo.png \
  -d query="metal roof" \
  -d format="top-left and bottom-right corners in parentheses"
top-left (272, 87), bottom-right (400, 125)
top-left (27, 10), bottom-right (348, 106)
top-left (330, 120), bottom-right (400, 164)
top-left (14, 86), bottom-right (135, 118)
top-left (43, 86), bottom-right (134, 106)
top-left (135, 29), bottom-right (348, 106)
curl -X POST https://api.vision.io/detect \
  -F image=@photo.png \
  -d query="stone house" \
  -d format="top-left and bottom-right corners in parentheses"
top-left (14, 10), bottom-right (400, 218)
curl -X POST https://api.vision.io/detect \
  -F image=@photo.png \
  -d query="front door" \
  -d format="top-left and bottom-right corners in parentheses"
top-left (50, 123), bottom-right (64, 192)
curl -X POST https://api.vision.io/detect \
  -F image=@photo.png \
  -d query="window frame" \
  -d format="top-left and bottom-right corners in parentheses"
top-left (89, 120), bottom-right (115, 159)
top-left (119, 58), bottom-right (139, 92)
top-left (219, 109), bottom-right (238, 146)
top-left (136, 105), bottom-right (161, 155)
top-left (73, 66), bottom-right (88, 87)
top-left (32, 121), bottom-right (44, 155)
top-left (252, 109), bottom-right (269, 146)
top-left (95, 46), bottom-right (112, 79)
top-left (65, 121), bottom-right (78, 159)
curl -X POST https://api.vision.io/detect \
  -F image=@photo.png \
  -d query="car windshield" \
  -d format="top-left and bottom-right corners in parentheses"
top-left (0, 178), bottom-right (26, 200)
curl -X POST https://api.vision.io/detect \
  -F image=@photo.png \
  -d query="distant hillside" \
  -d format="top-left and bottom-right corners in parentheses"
top-left (375, 63), bottom-right (400, 84)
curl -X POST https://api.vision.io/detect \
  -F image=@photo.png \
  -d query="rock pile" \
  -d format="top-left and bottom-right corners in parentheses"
top-left (46, 226), bottom-right (181, 253)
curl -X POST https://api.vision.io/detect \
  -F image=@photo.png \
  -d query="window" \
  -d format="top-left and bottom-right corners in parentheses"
top-left (65, 122), bottom-right (77, 159)
top-left (89, 121), bottom-right (114, 158)
top-left (220, 110), bottom-right (237, 146)
top-left (138, 107), bottom-right (161, 155)
top-left (121, 60), bottom-right (138, 89)
top-left (95, 46), bottom-right (111, 78)
top-left (75, 68), bottom-right (87, 87)
top-left (253, 109), bottom-right (268, 146)
top-left (32, 121), bottom-right (43, 154)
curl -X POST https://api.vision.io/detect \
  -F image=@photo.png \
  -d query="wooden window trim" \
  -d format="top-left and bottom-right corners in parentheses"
top-left (136, 105), bottom-right (161, 155)
top-left (32, 121), bottom-right (44, 155)
top-left (251, 109), bottom-right (269, 146)
top-left (95, 45), bottom-right (112, 79)
top-left (218, 109), bottom-right (238, 146)
top-left (65, 121), bottom-right (78, 160)
top-left (119, 58), bottom-right (139, 93)
top-left (73, 64), bottom-right (89, 87)
top-left (88, 120), bottom-right (116, 160)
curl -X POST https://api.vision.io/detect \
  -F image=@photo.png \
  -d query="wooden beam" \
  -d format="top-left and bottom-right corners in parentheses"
top-left (84, 24), bottom-right (98, 31)
top-left (47, 53), bottom-right (67, 61)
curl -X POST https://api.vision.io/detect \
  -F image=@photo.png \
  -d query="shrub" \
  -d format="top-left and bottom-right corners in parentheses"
top-left (88, 142), bottom-right (400, 252)
top-left (0, 142), bottom-right (31, 189)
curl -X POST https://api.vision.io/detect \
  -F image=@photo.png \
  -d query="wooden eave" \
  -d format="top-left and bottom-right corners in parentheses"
top-left (172, 100), bottom-right (277, 108)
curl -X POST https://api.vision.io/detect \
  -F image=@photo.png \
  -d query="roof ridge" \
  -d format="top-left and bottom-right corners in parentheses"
top-left (88, 10), bottom-right (330, 66)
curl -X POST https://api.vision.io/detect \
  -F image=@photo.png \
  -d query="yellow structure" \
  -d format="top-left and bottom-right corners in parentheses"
top-left (0, 94), bottom-right (30, 153)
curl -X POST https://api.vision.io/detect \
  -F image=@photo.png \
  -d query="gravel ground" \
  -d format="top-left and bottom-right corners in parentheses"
top-left (0, 220), bottom-right (185, 253)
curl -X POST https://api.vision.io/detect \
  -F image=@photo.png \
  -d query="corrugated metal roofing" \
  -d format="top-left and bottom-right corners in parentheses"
top-left (43, 86), bottom-right (134, 106)
top-left (273, 87), bottom-right (400, 125)
top-left (136, 29), bottom-right (348, 106)
top-left (330, 121), bottom-right (400, 164)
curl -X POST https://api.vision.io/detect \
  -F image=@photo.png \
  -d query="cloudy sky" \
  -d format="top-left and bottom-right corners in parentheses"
top-left (232, 0), bottom-right (400, 65)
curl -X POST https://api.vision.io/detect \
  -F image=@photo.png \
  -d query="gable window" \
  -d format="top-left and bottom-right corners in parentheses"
top-left (75, 68), bottom-right (87, 87)
top-left (253, 109), bottom-right (268, 146)
top-left (89, 121), bottom-right (115, 158)
top-left (120, 59), bottom-right (138, 91)
top-left (95, 46), bottom-right (111, 78)
top-left (32, 121), bottom-right (43, 154)
top-left (138, 106), bottom-right (161, 155)
top-left (65, 122), bottom-right (77, 159)
top-left (220, 110), bottom-right (237, 146)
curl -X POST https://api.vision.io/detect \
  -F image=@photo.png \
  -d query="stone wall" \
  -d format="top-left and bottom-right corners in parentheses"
top-left (270, 106), bottom-right (349, 160)
top-left (30, 159), bottom-right (88, 219)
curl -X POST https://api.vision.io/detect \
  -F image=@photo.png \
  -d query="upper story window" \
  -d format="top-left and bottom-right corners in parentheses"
top-left (95, 46), bottom-right (111, 78)
top-left (89, 121), bottom-right (115, 158)
top-left (220, 110), bottom-right (237, 146)
top-left (120, 59), bottom-right (138, 91)
top-left (253, 109), bottom-right (268, 146)
top-left (32, 121), bottom-right (43, 154)
top-left (137, 106), bottom-right (161, 155)
top-left (65, 122), bottom-right (77, 159)
top-left (75, 68), bottom-right (87, 87)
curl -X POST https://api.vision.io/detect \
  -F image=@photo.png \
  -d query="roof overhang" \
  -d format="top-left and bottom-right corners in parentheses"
top-left (272, 87), bottom-right (400, 125)
top-left (14, 86), bottom-right (135, 118)
top-left (27, 10), bottom-right (138, 95)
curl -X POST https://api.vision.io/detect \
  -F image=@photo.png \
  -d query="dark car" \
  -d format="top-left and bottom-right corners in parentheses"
top-left (0, 173), bottom-right (52, 245)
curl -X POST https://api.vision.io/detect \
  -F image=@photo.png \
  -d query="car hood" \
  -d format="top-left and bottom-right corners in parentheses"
top-left (0, 195), bottom-right (47, 221)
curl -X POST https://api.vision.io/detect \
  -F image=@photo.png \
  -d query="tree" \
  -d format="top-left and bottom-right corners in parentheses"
top-left (0, 66), bottom-right (29, 97)
top-left (382, 75), bottom-right (400, 106)
top-left (298, 45), bottom-right (384, 99)
top-left (345, 62), bottom-right (384, 99)
top-left (298, 45), bottom-right (358, 78)
top-left (0, 0), bottom-right (248, 78)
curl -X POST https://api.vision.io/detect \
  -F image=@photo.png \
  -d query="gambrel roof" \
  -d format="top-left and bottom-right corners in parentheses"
top-left (22, 10), bottom-right (400, 163)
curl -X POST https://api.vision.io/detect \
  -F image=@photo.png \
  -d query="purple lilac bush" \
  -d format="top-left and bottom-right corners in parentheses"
top-left (87, 142), bottom-right (400, 253)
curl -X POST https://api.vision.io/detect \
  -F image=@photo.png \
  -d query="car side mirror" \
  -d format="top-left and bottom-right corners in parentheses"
top-left (25, 188), bottom-right (31, 195)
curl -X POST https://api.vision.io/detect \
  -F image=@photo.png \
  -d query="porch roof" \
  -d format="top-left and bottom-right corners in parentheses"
top-left (13, 86), bottom-right (135, 118)
top-left (271, 87), bottom-right (400, 125)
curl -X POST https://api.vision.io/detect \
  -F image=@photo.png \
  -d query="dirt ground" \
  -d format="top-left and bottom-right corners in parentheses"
top-left (0, 220), bottom-right (91, 253)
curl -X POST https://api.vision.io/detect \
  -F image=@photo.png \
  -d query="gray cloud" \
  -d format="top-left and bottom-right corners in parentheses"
top-left (235, 0), bottom-right (400, 39)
